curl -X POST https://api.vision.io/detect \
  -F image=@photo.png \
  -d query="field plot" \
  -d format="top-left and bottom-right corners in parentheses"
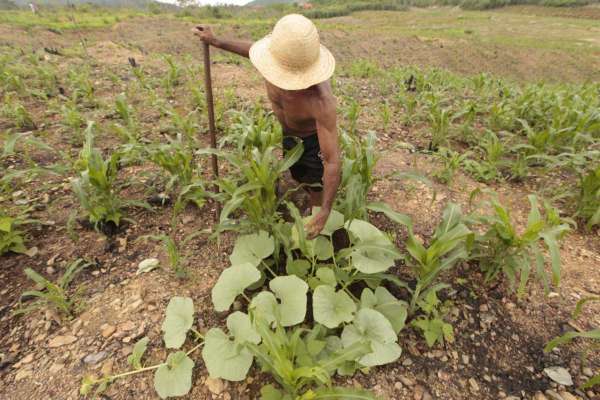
top-left (0, 4), bottom-right (599, 400)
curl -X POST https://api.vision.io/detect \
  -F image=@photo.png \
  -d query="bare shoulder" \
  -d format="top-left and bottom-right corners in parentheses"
top-left (311, 81), bottom-right (337, 117)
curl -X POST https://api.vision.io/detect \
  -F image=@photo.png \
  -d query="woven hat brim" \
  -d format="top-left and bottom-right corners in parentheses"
top-left (249, 35), bottom-right (335, 91)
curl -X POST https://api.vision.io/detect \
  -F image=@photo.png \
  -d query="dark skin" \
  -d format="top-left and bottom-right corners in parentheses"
top-left (193, 26), bottom-right (341, 239)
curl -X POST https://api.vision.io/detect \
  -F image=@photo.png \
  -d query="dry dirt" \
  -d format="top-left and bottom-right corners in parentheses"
top-left (1, 7), bottom-right (599, 400)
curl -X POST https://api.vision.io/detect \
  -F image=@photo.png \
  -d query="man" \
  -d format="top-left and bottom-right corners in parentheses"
top-left (193, 14), bottom-right (341, 239)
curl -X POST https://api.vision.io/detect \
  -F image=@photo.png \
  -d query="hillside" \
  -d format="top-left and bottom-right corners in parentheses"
top-left (247, 0), bottom-right (296, 6)
top-left (11, 0), bottom-right (168, 8)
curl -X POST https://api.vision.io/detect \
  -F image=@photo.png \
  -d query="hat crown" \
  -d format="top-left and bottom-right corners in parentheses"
top-left (269, 14), bottom-right (320, 71)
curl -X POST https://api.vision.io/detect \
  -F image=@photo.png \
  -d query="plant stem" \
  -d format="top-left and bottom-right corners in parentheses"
top-left (261, 260), bottom-right (278, 278)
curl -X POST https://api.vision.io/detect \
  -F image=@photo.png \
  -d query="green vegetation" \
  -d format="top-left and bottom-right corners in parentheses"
top-left (16, 259), bottom-right (92, 319)
top-left (0, 4), bottom-right (597, 399)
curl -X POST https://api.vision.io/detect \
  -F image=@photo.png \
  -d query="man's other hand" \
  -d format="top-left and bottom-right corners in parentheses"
top-left (192, 25), bottom-right (215, 45)
top-left (306, 209), bottom-right (330, 240)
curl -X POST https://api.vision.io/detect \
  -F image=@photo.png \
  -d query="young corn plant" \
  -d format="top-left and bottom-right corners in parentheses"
top-left (468, 194), bottom-right (570, 297)
top-left (432, 147), bottom-right (471, 185)
top-left (148, 135), bottom-right (208, 215)
top-left (15, 259), bottom-right (92, 319)
top-left (336, 129), bottom-right (377, 221)
top-left (71, 123), bottom-right (146, 232)
top-left (1, 95), bottom-right (36, 130)
top-left (0, 208), bottom-right (34, 255)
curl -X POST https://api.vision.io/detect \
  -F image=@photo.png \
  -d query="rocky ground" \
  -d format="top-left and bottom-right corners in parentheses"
top-left (1, 6), bottom-right (600, 400)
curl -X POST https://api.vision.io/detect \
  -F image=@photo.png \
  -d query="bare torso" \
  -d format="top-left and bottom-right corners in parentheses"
top-left (265, 80), bottom-right (334, 137)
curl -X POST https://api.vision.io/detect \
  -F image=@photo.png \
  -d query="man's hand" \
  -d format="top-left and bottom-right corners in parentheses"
top-left (192, 25), bottom-right (216, 45)
top-left (306, 208), bottom-right (330, 240)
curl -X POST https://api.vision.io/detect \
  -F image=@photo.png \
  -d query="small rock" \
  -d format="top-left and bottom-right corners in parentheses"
top-left (101, 359), bottom-right (113, 376)
top-left (533, 393), bottom-right (548, 400)
top-left (45, 266), bottom-right (56, 275)
top-left (394, 382), bottom-right (403, 391)
top-left (582, 367), bottom-right (593, 377)
top-left (49, 363), bottom-right (64, 373)
top-left (205, 377), bottom-right (224, 395)
top-left (462, 354), bottom-right (469, 364)
top-left (399, 376), bottom-right (415, 387)
top-left (413, 384), bottom-right (424, 400)
top-left (14, 368), bottom-right (32, 381)
top-left (545, 390), bottom-right (562, 400)
top-left (117, 321), bottom-right (136, 333)
top-left (544, 366), bottom-right (573, 386)
top-left (468, 377), bottom-right (479, 392)
top-left (558, 392), bottom-right (578, 400)
top-left (101, 324), bottom-right (116, 338)
top-left (83, 352), bottom-right (107, 365)
top-left (479, 304), bottom-right (489, 312)
top-left (48, 335), bottom-right (77, 348)
top-left (402, 358), bottom-right (413, 367)
top-left (19, 354), bottom-right (34, 365)
top-left (137, 258), bottom-right (159, 275)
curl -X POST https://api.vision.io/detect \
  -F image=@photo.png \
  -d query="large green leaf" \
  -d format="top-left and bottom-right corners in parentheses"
top-left (360, 287), bottom-right (407, 334)
top-left (230, 230), bottom-right (275, 267)
top-left (366, 202), bottom-right (412, 230)
top-left (269, 275), bottom-right (308, 327)
top-left (127, 337), bottom-right (149, 370)
top-left (212, 263), bottom-right (261, 312)
top-left (310, 207), bottom-right (345, 236)
top-left (344, 219), bottom-right (400, 274)
top-left (161, 297), bottom-right (194, 349)
top-left (313, 285), bottom-right (357, 329)
top-left (227, 311), bottom-right (261, 345)
top-left (202, 328), bottom-right (254, 381)
top-left (153, 351), bottom-right (194, 399)
top-left (249, 291), bottom-right (278, 325)
top-left (341, 308), bottom-right (400, 367)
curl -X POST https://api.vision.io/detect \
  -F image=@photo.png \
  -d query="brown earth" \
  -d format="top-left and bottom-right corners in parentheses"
top-left (1, 6), bottom-right (599, 400)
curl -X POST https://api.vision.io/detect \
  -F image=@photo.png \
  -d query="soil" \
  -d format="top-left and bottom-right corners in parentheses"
top-left (1, 6), bottom-right (599, 400)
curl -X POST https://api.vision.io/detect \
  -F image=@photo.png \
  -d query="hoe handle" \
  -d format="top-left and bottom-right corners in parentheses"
top-left (202, 42), bottom-right (221, 221)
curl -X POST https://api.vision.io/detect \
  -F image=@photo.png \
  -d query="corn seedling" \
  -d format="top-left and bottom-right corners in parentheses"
top-left (468, 194), bottom-right (569, 297)
top-left (0, 208), bottom-right (34, 255)
top-left (15, 259), bottom-right (92, 319)
top-left (432, 147), bottom-right (471, 185)
top-left (71, 123), bottom-right (147, 231)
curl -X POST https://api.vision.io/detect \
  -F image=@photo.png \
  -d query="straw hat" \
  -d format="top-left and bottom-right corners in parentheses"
top-left (249, 14), bottom-right (335, 91)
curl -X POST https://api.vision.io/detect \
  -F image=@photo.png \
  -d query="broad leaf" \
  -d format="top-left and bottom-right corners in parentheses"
top-left (212, 263), bottom-right (261, 312)
top-left (269, 275), bottom-right (308, 327)
top-left (202, 328), bottom-right (254, 381)
top-left (311, 207), bottom-right (345, 236)
top-left (344, 219), bottom-right (400, 274)
top-left (153, 351), bottom-right (194, 399)
top-left (313, 285), bottom-right (357, 329)
top-left (230, 230), bottom-right (275, 267)
top-left (360, 287), bottom-right (407, 334)
top-left (249, 291), bottom-right (278, 325)
top-left (162, 297), bottom-right (194, 349)
top-left (286, 259), bottom-right (311, 278)
top-left (127, 337), bottom-right (149, 370)
top-left (341, 308), bottom-right (401, 367)
top-left (227, 311), bottom-right (260, 345)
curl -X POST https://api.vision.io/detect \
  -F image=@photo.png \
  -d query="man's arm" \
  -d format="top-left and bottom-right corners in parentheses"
top-left (192, 25), bottom-right (252, 58)
top-left (306, 93), bottom-right (341, 239)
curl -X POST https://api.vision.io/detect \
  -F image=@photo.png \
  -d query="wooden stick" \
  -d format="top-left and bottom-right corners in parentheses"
top-left (202, 42), bottom-right (221, 222)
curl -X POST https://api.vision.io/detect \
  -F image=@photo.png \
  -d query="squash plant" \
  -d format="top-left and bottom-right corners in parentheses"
top-left (207, 208), bottom-right (409, 398)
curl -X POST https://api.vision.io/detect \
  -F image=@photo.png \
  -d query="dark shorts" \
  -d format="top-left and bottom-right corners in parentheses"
top-left (282, 134), bottom-right (323, 191)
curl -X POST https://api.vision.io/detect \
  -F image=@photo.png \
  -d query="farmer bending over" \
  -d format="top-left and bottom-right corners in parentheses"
top-left (193, 14), bottom-right (340, 239)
